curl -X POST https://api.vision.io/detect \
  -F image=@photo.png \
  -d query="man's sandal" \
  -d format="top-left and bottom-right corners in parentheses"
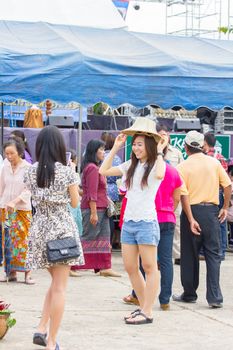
top-left (123, 294), bottom-right (140, 306)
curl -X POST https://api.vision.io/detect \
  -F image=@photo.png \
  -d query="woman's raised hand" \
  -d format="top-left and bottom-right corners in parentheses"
top-left (157, 134), bottom-right (169, 153)
top-left (114, 133), bottom-right (127, 150)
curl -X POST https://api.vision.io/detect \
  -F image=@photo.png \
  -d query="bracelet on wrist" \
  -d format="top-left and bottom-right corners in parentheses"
top-left (157, 152), bottom-right (164, 157)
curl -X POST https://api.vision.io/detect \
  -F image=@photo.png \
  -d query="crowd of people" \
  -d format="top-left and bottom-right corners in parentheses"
top-left (0, 119), bottom-right (232, 348)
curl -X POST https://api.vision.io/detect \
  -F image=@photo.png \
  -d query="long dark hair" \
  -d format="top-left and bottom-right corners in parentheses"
top-left (82, 139), bottom-right (105, 171)
top-left (10, 130), bottom-right (32, 157)
top-left (35, 126), bottom-right (66, 188)
top-left (126, 134), bottom-right (157, 189)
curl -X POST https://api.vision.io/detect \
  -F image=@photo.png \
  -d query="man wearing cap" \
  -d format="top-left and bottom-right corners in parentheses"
top-left (172, 130), bottom-right (231, 308)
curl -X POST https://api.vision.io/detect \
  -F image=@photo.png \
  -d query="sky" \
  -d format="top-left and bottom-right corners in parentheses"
top-left (123, 0), bottom-right (232, 39)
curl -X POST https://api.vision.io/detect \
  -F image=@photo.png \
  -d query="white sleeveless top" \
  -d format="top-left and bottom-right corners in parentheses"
top-left (118, 160), bottom-right (162, 222)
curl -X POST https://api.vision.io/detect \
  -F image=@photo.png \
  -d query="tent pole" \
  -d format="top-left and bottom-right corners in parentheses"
top-left (0, 102), bottom-right (4, 155)
top-left (77, 105), bottom-right (83, 174)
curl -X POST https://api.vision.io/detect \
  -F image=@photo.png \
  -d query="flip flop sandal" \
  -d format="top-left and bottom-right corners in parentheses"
top-left (25, 277), bottom-right (35, 285)
top-left (123, 294), bottom-right (140, 305)
top-left (33, 332), bottom-right (47, 347)
top-left (124, 308), bottom-right (141, 321)
top-left (125, 311), bottom-right (153, 325)
top-left (0, 276), bottom-right (17, 282)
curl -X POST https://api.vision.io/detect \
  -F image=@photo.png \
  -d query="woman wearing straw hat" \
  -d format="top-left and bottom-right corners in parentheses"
top-left (99, 117), bottom-right (168, 325)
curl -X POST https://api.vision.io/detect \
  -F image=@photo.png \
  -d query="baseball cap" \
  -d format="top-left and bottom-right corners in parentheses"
top-left (184, 130), bottom-right (204, 150)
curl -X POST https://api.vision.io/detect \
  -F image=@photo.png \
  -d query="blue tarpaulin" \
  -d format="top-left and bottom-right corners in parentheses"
top-left (0, 21), bottom-right (233, 110)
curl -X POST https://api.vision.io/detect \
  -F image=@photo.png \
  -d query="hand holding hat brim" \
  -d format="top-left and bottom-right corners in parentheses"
top-left (113, 133), bottom-right (127, 150)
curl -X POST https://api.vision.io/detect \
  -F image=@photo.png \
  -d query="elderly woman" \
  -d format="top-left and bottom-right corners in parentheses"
top-left (0, 138), bottom-right (34, 284)
top-left (10, 130), bottom-right (33, 164)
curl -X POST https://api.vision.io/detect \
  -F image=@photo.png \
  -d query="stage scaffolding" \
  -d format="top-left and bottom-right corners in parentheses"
top-left (133, 0), bottom-right (233, 39)
top-left (165, 0), bottom-right (232, 39)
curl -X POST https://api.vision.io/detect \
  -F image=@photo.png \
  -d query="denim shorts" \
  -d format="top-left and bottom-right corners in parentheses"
top-left (121, 220), bottom-right (160, 246)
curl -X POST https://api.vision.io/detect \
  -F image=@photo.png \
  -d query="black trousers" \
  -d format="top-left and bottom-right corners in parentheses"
top-left (180, 204), bottom-right (223, 304)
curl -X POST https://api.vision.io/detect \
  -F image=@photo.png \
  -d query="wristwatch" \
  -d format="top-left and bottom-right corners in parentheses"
top-left (157, 152), bottom-right (164, 156)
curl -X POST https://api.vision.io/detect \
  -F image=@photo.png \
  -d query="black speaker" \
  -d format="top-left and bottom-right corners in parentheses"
top-left (48, 116), bottom-right (74, 128)
top-left (174, 118), bottom-right (201, 132)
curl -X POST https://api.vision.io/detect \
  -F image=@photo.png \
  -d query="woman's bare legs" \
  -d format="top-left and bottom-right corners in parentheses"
top-left (35, 266), bottom-right (70, 349)
top-left (46, 265), bottom-right (70, 350)
top-left (36, 268), bottom-right (53, 334)
top-left (123, 244), bottom-right (159, 322)
top-left (139, 245), bottom-right (158, 318)
top-left (122, 244), bottom-right (146, 307)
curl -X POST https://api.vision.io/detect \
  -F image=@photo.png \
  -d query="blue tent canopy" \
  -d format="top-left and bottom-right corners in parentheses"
top-left (0, 20), bottom-right (233, 110)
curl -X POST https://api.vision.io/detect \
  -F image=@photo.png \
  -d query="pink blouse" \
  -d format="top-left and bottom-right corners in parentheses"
top-left (0, 159), bottom-right (31, 211)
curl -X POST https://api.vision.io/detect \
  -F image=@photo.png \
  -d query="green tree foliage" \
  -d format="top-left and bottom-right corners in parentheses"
top-left (219, 26), bottom-right (233, 34)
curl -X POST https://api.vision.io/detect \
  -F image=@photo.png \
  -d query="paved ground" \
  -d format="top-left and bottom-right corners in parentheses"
top-left (1, 251), bottom-right (233, 350)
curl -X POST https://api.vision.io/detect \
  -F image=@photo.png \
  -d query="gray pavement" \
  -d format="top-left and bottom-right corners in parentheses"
top-left (1, 251), bottom-right (233, 350)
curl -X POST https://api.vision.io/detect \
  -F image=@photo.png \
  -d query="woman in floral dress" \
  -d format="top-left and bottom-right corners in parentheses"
top-left (24, 126), bottom-right (84, 350)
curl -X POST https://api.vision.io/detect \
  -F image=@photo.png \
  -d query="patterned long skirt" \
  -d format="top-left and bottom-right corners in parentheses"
top-left (74, 209), bottom-right (111, 271)
top-left (0, 209), bottom-right (32, 274)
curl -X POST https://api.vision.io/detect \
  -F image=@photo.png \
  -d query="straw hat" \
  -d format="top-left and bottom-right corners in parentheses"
top-left (121, 117), bottom-right (161, 142)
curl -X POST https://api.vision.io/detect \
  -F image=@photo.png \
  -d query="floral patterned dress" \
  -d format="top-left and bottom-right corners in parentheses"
top-left (0, 209), bottom-right (32, 273)
top-left (24, 162), bottom-right (84, 269)
top-left (0, 159), bottom-right (32, 274)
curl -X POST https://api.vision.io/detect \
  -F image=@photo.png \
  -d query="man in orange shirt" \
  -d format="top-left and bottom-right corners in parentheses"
top-left (173, 131), bottom-right (231, 308)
